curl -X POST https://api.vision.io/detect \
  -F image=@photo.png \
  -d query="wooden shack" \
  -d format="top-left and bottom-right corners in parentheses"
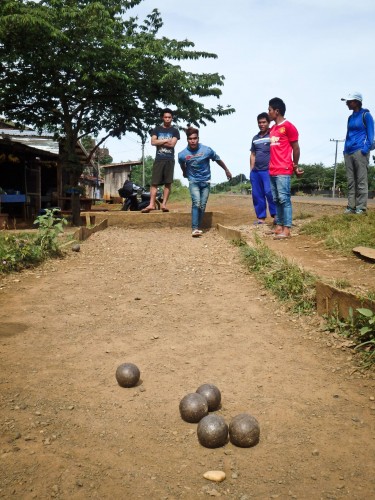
top-left (102, 161), bottom-right (142, 202)
top-left (0, 122), bottom-right (94, 222)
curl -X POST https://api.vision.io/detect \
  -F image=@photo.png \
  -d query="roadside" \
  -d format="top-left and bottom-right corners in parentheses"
top-left (0, 212), bottom-right (374, 498)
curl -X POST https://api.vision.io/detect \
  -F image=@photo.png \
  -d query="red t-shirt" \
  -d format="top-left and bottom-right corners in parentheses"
top-left (269, 120), bottom-right (299, 176)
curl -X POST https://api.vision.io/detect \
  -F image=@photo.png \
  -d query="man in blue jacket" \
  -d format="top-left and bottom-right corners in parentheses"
top-left (341, 92), bottom-right (374, 214)
top-left (178, 127), bottom-right (232, 237)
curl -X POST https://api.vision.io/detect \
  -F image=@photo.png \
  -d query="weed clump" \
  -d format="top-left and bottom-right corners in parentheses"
top-left (0, 209), bottom-right (67, 274)
top-left (300, 211), bottom-right (375, 255)
top-left (240, 237), bottom-right (316, 314)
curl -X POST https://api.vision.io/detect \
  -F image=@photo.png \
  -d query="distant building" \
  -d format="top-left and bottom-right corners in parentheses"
top-left (0, 121), bottom-right (93, 219)
top-left (102, 161), bottom-right (142, 202)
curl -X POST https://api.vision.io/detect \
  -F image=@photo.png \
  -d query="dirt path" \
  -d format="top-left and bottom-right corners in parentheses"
top-left (1, 215), bottom-right (374, 498)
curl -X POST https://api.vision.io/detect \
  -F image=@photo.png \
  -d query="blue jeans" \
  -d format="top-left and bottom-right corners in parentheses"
top-left (250, 169), bottom-right (276, 219)
top-left (189, 181), bottom-right (210, 230)
top-left (270, 175), bottom-right (292, 228)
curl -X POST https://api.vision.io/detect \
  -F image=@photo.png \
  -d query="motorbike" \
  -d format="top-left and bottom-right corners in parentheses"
top-left (119, 181), bottom-right (163, 211)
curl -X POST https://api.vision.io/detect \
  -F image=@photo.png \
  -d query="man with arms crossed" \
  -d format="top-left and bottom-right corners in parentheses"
top-left (142, 108), bottom-right (180, 213)
top-left (250, 112), bottom-right (276, 225)
top-left (267, 97), bottom-right (303, 239)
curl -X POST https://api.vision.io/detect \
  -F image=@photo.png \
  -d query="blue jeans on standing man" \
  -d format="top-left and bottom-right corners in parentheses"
top-left (189, 181), bottom-right (210, 230)
top-left (270, 175), bottom-right (292, 228)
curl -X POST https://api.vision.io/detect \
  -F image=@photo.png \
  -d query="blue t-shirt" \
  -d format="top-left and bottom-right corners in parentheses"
top-left (151, 125), bottom-right (180, 160)
top-left (178, 144), bottom-right (221, 182)
top-left (250, 132), bottom-right (270, 171)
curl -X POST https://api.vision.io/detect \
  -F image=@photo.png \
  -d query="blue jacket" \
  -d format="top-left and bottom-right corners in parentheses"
top-left (344, 108), bottom-right (374, 155)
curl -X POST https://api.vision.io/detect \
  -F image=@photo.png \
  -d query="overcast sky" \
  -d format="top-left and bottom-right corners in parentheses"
top-left (103, 0), bottom-right (375, 184)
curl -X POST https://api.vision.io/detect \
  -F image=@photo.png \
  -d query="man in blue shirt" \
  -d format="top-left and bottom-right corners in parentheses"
top-left (250, 112), bottom-right (276, 224)
top-left (341, 92), bottom-right (374, 214)
top-left (178, 127), bottom-right (232, 237)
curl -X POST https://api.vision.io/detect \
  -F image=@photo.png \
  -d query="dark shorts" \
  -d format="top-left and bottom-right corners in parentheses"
top-left (151, 159), bottom-right (175, 185)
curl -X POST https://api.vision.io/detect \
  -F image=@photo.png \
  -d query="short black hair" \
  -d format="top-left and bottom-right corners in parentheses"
top-left (257, 112), bottom-right (270, 123)
top-left (269, 97), bottom-right (286, 116)
top-left (161, 108), bottom-right (174, 117)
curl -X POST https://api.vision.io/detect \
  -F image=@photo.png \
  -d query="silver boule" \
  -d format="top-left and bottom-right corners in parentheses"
top-left (196, 383), bottom-right (221, 411)
top-left (197, 414), bottom-right (228, 448)
top-left (179, 393), bottom-right (208, 423)
top-left (229, 413), bottom-right (260, 448)
top-left (115, 363), bottom-right (140, 388)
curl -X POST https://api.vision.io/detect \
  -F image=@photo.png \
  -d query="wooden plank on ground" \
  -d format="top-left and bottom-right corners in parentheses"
top-left (316, 281), bottom-right (375, 319)
top-left (352, 246), bottom-right (375, 262)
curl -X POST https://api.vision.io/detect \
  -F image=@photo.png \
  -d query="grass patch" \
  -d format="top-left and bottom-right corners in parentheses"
top-left (300, 211), bottom-right (375, 255)
top-left (332, 278), bottom-right (351, 290)
top-left (0, 209), bottom-right (66, 274)
top-left (294, 211), bottom-right (313, 220)
top-left (240, 235), bottom-right (316, 314)
top-left (325, 307), bottom-right (375, 368)
top-left (169, 184), bottom-right (191, 202)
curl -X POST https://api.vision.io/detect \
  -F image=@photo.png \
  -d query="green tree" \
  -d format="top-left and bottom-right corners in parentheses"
top-left (130, 155), bottom-right (154, 187)
top-left (0, 0), bottom-right (234, 224)
top-left (228, 173), bottom-right (248, 186)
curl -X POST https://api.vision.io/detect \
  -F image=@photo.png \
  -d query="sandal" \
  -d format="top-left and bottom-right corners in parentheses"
top-left (273, 234), bottom-right (291, 240)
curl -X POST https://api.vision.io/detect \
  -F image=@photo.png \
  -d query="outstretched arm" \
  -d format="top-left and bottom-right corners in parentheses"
top-left (216, 160), bottom-right (232, 180)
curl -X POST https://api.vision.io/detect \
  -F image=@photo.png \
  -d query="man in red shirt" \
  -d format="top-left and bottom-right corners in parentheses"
top-left (268, 97), bottom-right (303, 239)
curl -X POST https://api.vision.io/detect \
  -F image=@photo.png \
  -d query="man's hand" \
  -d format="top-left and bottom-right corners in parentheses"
top-left (225, 169), bottom-right (232, 180)
top-left (294, 165), bottom-right (304, 177)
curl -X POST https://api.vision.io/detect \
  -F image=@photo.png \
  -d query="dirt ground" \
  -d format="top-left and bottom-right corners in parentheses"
top-left (0, 195), bottom-right (374, 499)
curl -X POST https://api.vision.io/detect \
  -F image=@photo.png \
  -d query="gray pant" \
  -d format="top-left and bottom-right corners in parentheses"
top-left (344, 150), bottom-right (369, 210)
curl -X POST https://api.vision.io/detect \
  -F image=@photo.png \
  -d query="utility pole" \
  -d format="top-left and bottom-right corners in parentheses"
top-left (330, 138), bottom-right (344, 198)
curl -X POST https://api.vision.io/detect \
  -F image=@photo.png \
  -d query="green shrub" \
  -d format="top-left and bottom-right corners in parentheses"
top-left (0, 209), bottom-right (67, 274)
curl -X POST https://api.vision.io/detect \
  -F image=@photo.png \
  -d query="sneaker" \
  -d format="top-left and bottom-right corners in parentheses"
top-left (344, 207), bottom-right (355, 214)
top-left (355, 208), bottom-right (367, 215)
top-left (192, 229), bottom-right (202, 237)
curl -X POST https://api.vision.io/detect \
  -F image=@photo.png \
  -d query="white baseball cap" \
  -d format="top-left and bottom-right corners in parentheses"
top-left (341, 92), bottom-right (363, 102)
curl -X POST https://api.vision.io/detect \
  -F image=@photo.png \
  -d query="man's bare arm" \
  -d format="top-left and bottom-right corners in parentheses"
top-left (250, 151), bottom-right (256, 170)
top-left (216, 160), bottom-right (232, 180)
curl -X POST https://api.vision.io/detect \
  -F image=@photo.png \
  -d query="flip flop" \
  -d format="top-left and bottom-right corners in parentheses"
top-left (141, 207), bottom-right (155, 213)
top-left (273, 234), bottom-right (291, 240)
top-left (253, 220), bottom-right (265, 225)
top-left (161, 207), bottom-right (169, 212)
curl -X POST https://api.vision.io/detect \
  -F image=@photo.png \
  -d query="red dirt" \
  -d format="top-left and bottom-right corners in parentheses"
top-left (0, 195), bottom-right (374, 499)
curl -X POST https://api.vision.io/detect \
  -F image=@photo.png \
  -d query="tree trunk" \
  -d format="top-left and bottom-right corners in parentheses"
top-left (71, 192), bottom-right (81, 227)
top-left (59, 139), bottom-right (83, 226)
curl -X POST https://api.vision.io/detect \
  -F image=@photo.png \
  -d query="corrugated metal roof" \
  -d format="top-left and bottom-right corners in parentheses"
top-left (102, 161), bottom-right (142, 168)
top-left (8, 136), bottom-right (59, 156)
top-left (0, 128), bottom-right (54, 137)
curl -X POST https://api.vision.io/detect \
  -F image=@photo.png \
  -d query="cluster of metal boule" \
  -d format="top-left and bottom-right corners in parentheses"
top-left (115, 365), bottom-right (260, 449)
top-left (179, 383), bottom-right (260, 449)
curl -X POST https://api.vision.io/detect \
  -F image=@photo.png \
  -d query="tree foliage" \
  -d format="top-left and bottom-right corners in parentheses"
top-left (214, 173), bottom-right (248, 192)
top-left (0, 0), bottom-right (234, 223)
top-left (130, 155), bottom-right (153, 187)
